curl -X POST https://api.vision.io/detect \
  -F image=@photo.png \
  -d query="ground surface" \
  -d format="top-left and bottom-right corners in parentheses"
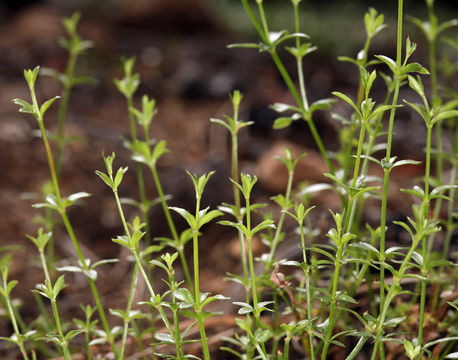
top-left (0, 1), bottom-right (456, 359)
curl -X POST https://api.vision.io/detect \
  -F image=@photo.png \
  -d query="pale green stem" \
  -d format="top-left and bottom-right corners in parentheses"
top-left (30, 86), bottom-right (117, 357)
top-left (255, 343), bottom-right (268, 360)
top-left (149, 164), bottom-right (193, 290)
top-left (38, 250), bottom-right (72, 360)
top-left (169, 272), bottom-right (185, 360)
top-left (230, 117), bottom-right (249, 301)
top-left (149, 164), bottom-right (192, 291)
top-left (349, 90), bottom-right (393, 295)
top-left (256, 2), bottom-right (270, 38)
top-left (55, 49), bottom-right (77, 179)
top-left (344, 117), bottom-right (368, 233)
top-left (343, 36), bottom-right (371, 181)
top-left (284, 338), bottom-right (291, 360)
top-left (299, 222), bottom-right (315, 360)
top-left (293, 2), bottom-right (309, 111)
top-left (126, 95), bottom-right (151, 245)
top-left (192, 195), bottom-right (211, 360)
top-left (240, 0), bottom-right (268, 44)
top-left (427, 3), bottom-right (438, 102)
top-left (371, 232), bottom-right (422, 360)
top-left (245, 197), bottom-right (259, 322)
top-left (378, 0), bottom-right (404, 317)
top-left (425, 2), bottom-right (442, 256)
top-left (113, 190), bottom-right (179, 356)
top-left (2, 279), bottom-right (29, 360)
top-left (39, 250), bottom-right (51, 284)
top-left (267, 169), bottom-right (294, 268)
top-left (378, 78), bottom-right (401, 341)
top-left (417, 121), bottom-right (433, 359)
top-left (240, 0), bottom-right (335, 178)
top-left (120, 263), bottom-right (139, 360)
top-left (60, 212), bottom-right (116, 357)
top-left (245, 195), bottom-right (267, 358)
top-left (50, 300), bottom-right (72, 360)
top-left (48, 46), bottom-right (78, 268)
top-left (441, 125), bottom-right (457, 260)
top-left (321, 244), bottom-right (344, 360)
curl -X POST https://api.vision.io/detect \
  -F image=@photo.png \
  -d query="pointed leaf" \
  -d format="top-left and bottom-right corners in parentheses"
top-left (375, 55), bottom-right (397, 74)
top-left (95, 171), bottom-right (114, 189)
top-left (12, 98), bottom-right (35, 114)
top-left (40, 96), bottom-right (60, 117)
top-left (273, 117), bottom-right (293, 129)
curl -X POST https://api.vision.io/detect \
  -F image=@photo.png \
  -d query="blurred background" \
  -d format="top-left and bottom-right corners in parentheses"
top-left (0, 1), bottom-right (456, 355)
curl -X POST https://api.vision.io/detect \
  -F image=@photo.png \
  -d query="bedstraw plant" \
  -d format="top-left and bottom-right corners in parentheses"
top-left (2, 0), bottom-right (457, 359)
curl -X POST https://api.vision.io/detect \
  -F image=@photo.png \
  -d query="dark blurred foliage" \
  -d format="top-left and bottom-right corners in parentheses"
top-left (2, 0), bottom-right (457, 13)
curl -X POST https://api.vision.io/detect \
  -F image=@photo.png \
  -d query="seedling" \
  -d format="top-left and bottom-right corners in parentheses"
top-left (4, 1), bottom-right (457, 359)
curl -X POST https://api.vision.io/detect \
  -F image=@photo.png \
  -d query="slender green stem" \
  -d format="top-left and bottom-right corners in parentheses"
top-left (37, 250), bottom-right (72, 360)
top-left (135, 164), bottom-right (151, 243)
top-left (244, 193), bottom-right (267, 358)
top-left (30, 86), bottom-right (118, 357)
top-left (33, 292), bottom-right (53, 333)
top-left (150, 164), bottom-right (193, 290)
top-left (441, 124), bottom-right (457, 260)
top-left (271, 50), bottom-right (337, 177)
top-left (417, 120), bottom-right (433, 359)
top-left (344, 117), bottom-right (368, 233)
top-left (240, 0), bottom-right (268, 44)
top-left (306, 115), bottom-right (335, 175)
top-left (256, 2), bottom-right (270, 40)
top-left (120, 263), bottom-right (139, 360)
top-left (169, 271), bottom-right (184, 360)
top-left (239, 0), bottom-right (335, 177)
top-left (427, 3), bottom-right (438, 102)
top-left (267, 169), bottom-right (294, 268)
top-left (293, 1), bottom-right (309, 111)
top-left (127, 96), bottom-right (137, 141)
top-left (342, 122), bottom-right (358, 183)
top-left (299, 220), bottom-right (315, 360)
top-left (371, 231), bottom-right (422, 360)
top-left (378, 73), bottom-right (401, 342)
top-left (231, 134), bottom-right (249, 300)
top-left (346, 337), bottom-right (368, 360)
top-left (255, 343), bottom-right (268, 360)
top-left (126, 95), bottom-right (151, 244)
top-left (321, 244), bottom-right (344, 360)
top-left (283, 338), bottom-right (291, 360)
top-left (271, 49), bottom-right (302, 104)
top-left (2, 279), bottom-right (30, 360)
top-left (192, 195), bottom-right (211, 360)
top-left (55, 50), bottom-right (77, 179)
top-left (271, 292), bottom-right (280, 358)
top-left (245, 197), bottom-right (259, 323)
top-left (60, 212), bottom-right (116, 356)
top-left (150, 164), bottom-right (177, 248)
top-left (50, 300), bottom-right (72, 360)
top-left (193, 209), bottom-right (201, 307)
top-left (343, 35), bottom-right (372, 182)
top-left (112, 189), bottom-right (180, 357)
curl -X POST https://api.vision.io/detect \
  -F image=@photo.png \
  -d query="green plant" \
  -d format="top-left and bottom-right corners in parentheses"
top-left (3, 1), bottom-right (457, 359)
top-left (13, 66), bottom-right (118, 358)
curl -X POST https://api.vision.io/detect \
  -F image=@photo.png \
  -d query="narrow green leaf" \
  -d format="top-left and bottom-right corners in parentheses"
top-left (332, 91), bottom-right (360, 115)
top-left (40, 96), bottom-right (60, 118)
top-left (375, 55), bottom-right (397, 74)
top-left (95, 171), bottom-right (114, 189)
top-left (12, 99), bottom-right (34, 114)
top-left (273, 117), bottom-right (293, 129)
top-left (53, 275), bottom-right (66, 299)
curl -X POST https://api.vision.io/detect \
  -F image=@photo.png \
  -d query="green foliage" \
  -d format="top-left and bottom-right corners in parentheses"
top-left (3, 1), bottom-right (457, 360)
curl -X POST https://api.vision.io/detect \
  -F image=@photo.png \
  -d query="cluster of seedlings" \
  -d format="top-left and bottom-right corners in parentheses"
top-left (1, 0), bottom-right (457, 359)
